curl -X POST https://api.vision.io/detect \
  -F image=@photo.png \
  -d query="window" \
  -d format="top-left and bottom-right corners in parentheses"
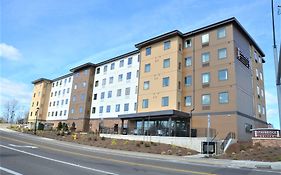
top-left (217, 27), bottom-right (226, 39)
top-left (126, 72), bottom-right (131, 80)
top-left (256, 69), bottom-right (259, 78)
top-left (185, 57), bottom-right (192, 67)
top-left (261, 89), bottom-right (264, 97)
top-left (125, 87), bottom-right (130, 95)
top-left (201, 33), bottom-right (209, 45)
top-left (82, 82), bottom-right (86, 87)
top-left (115, 104), bottom-right (120, 112)
top-left (53, 101), bottom-right (55, 106)
top-left (185, 39), bottom-right (192, 48)
top-left (163, 58), bottom-right (170, 68)
top-left (102, 78), bottom-right (106, 86)
top-left (51, 92), bottom-right (53, 97)
top-left (55, 91), bottom-right (57, 96)
top-left (64, 110), bottom-right (67, 116)
top-left (56, 82), bottom-right (58, 86)
top-left (124, 103), bottom-right (129, 111)
top-left (104, 65), bottom-right (108, 72)
top-left (109, 77), bottom-right (114, 84)
top-left (146, 47), bottom-right (151, 56)
top-left (37, 101), bottom-right (39, 106)
top-left (68, 77), bottom-right (71, 82)
top-left (144, 64), bottom-right (151, 72)
top-left (257, 86), bottom-right (260, 95)
top-left (110, 63), bottom-right (115, 70)
top-left (136, 70), bottom-right (139, 78)
top-left (49, 102), bottom-right (51, 107)
top-left (128, 57), bottom-right (132, 65)
top-left (63, 89), bottom-right (65, 95)
top-left (118, 74), bottom-right (123, 82)
top-left (119, 60), bottom-right (124, 67)
top-left (95, 81), bottom-right (99, 87)
top-left (84, 69), bottom-right (88, 75)
top-left (218, 69), bottom-right (228, 81)
top-left (81, 94), bottom-right (85, 101)
top-left (71, 108), bottom-right (74, 114)
top-left (92, 107), bottom-right (96, 114)
top-left (219, 92), bottom-right (229, 104)
top-left (67, 88), bottom-right (70, 93)
top-left (260, 72), bottom-right (263, 80)
top-left (75, 73), bottom-right (79, 77)
top-left (258, 104), bottom-right (261, 113)
top-left (108, 91), bottom-right (112, 98)
top-left (162, 77), bottom-right (170, 87)
top-left (73, 96), bottom-right (76, 102)
top-left (202, 94), bottom-right (211, 105)
top-left (135, 86), bottom-right (138, 94)
top-left (79, 107), bottom-right (83, 113)
top-left (178, 62), bottom-right (181, 70)
top-left (184, 76), bottom-right (192, 87)
top-left (254, 52), bottom-right (258, 62)
top-left (56, 101), bottom-right (59, 106)
top-left (99, 106), bottom-right (103, 113)
top-left (74, 84), bottom-right (77, 89)
top-left (117, 89), bottom-right (122, 97)
top-left (106, 105), bottom-right (111, 113)
top-left (184, 96), bottom-right (192, 106)
top-left (30, 112), bottom-right (33, 116)
top-left (134, 102), bottom-right (137, 111)
top-left (262, 106), bottom-right (265, 115)
top-left (96, 68), bottom-right (100, 74)
top-left (202, 52), bottom-right (210, 63)
top-left (202, 73), bottom-right (210, 84)
top-left (61, 100), bottom-right (64, 105)
top-left (58, 90), bottom-right (61, 96)
top-left (164, 40), bottom-right (171, 50)
top-left (218, 48), bottom-right (227, 59)
top-left (101, 92), bottom-right (105, 99)
top-left (93, 94), bottom-right (97, 100)
top-left (142, 99), bottom-right (149, 108)
top-left (143, 81), bottom-right (150, 90)
top-left (64, 79), bottom-right (67, 84)
top-left (65, 99), bottom-right (68, 104)
top-left (162, 96), bottom-right (169, 107)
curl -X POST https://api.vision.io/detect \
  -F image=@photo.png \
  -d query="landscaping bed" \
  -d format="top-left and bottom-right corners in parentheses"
top-left (14, 128), bottom-right (198, 156)
top-left (216, 141), bottom-right (281, 162)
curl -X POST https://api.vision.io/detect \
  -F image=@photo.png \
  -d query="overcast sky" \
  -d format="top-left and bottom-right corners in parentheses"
top-left (0, 0), bottom-right (280, 128)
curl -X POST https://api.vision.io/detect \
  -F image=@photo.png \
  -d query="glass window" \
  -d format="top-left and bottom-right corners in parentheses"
top-left (108, 91), bottom-right (112, 98)
top-left (124, 103), bottom-right (129, 111)
top-left (64, 79), bottom-right (67, 84)
top-left (162, 77), bottom-right (170, 87)
top-left (201, 33), bottom-right (209, 44)
top-left (134, 102), bottom-right (137, 111)
top-left (164, 41), bottom-right (171, 50)
top-left (128, 57), bottom-right (132, 65)
top-left (260, 72), bottom-right (263, 80)
top-left (142, 99), bottom-right (149, 108)
top-left (110, 63), bottom-right (115, 70)
top-left (184, 76), bottom-right (192, 86)
top-left (95, 81), bottom-right (99, 87)
top-left (106, 105), bottom-right (111, 113)
top-left (125, 87), bottom-right (130, 95)
top-left (119, 60), bottom-right (124, 67)
top-left (96, 68), bottom-right (100, 74)
top-left (72, 96), bottom-right (76, 102)
top-left (185, 57), bottom-right (192, 67)
top-left (101, 92), bottom-right (105, 99)
top-left (68, 77), bottom-right (71, 82)
top-left (218, 48), bottom-right (227, 59)
top-left (102, 78), bottom-right (106, 86)
top-left (126, 72), bottom-right (131, 80)
top-left (145, 64), bottom-right (151, 72)
top-left (109, 77), bottom-right (113, 84)
top-left (63, 89), bottom-right (65, 95)
top-left (92, 107), bottom-right (96, 114)
top-left (104, 65), bottom-right (108, 72)
top-left (143, 81), bottom-right (150, 90)
top-left (261, 89), bottom-right (264, 97)
top-left (185, 39), bottom-right (192, 48)
top-left (64, 110), bottom-right (67, 116)
top-left (163, 58), bottom-right (170, 68)
top-left (217, 27), bottom-right (226, 39)
top-left (184, 96), bottom-right (192, 106)
top-left (65, 99), bottom-right (68, 104)
top-left (258, 104), bottom-right (261, 113)
top-left (257, 86), bottom-right (260, 95)
top-left (67, 88), bottom-right (70, 93)
top-left (74, 84), bottom-right (77, 89)
top-left (93, 94), bottom-right (97, 100)
top-left (71, 108), bottom-right (74, 114)
top-left (202, 94), bottom-right (211, 105)
top-left (146, 47), bottom-right (151, 56)
top-left (99, 106), bottom-right (103, 113)
top-left (262, 106), bottom-right (265, 115)
top-left (81, 94), bottom-right (85, 101)
top-left (115, 104), bottom-right (120, 112)
top-left (256, 69), bottom-right (259, 77)
top-left (202, 73), bottom-right (210, 84)
top-left (79, 107), bottom-right (83, 113)
top-left (161, 96), bottom-right (169, 107)
top-left (84, 69), bottom-right (88, 75)
top-left (117, 89), bottom-right (122, 96)
top-left (118, 74), bottom-right (123, 82)
top-left (202, 52), bottom-right (210, 63)
top-left (82, 81), bottom-right (86, 87)
top-left (218, 69), bottom-right (228, 81)
top-left (219, 92), bottom-right (229, 104)
top-left (61, 100), bottom-right (64, 105)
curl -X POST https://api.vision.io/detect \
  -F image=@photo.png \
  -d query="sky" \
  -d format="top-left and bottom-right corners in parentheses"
top-left (0, 0), bottom-right (280, 128)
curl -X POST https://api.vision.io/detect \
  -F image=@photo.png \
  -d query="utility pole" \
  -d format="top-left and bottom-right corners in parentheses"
top-left (271, 0), bottom-right (281, 129)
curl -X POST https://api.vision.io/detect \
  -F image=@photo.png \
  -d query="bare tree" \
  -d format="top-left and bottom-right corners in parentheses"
top-left (3, 99), bottom-right (18, 124)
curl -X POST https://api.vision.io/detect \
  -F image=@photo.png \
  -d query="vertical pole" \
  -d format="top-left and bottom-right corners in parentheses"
top-left (34, 108), bottom-right (39, 135)
top-left (207, 114), bottom-right (210, 157)
top-left (271, 0), bottom-right (281, 129)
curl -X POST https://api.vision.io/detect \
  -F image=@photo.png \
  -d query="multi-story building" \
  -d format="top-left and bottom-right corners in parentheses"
top-left (28, 17), bottom-right (267, 141)
top-left (46, 73), bottom-right (73, 126)
top-left (89, 51), bottom-right (140, 132)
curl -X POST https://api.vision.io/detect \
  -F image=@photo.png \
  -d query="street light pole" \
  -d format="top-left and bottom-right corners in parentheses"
top-left (34, 107), bottom-right (39, 135)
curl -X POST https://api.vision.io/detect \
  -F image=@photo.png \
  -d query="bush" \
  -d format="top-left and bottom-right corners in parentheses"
top-left (101, 136), bottom-right (105, 141)
top-left (70, 122), bottom-right (76, 132)
top-left (111, 139), bottom-right (117, 145)
top-left (57, 122), bottom-right (62, 131)
top-left (123, 140), bottom-right (129, 145)
top-left (136, 142), bottom-right (141, 147)
top-left (144, 142), bottom-right (151, 147)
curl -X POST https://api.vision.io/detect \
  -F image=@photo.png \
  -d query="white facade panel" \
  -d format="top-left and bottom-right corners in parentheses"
top-left (46, 75), bottom-right (73, 121)
top-left (90, 54), bottom-right (140, 119)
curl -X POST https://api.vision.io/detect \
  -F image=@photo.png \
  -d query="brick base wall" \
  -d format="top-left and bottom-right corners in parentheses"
top-left (253, 138), bottom-right (281, 147)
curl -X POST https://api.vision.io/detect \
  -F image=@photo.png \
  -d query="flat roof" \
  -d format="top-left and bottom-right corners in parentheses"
top-left (32, 78), bottom-right (52, 84)
top-left (69, 62), bottom-right (96, 72)
top-left (118, 110), bottom-right (190, 119)
top-left (52, 73), bottom-right (74, 82)
top-left (135, 17), bottom-right (265, 57)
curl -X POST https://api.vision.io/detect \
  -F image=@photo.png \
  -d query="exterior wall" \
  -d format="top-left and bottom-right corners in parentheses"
top-left (90, 54), bottom-right (139, 119)
top-left (68, 67), bottom-right (95, 131)
top-left (89, 118), bottom-right (124, 132)
top-left (46, 75), bottom-right (73, 122)
top-left (28, 81), bottom-right (52, 123)
top-left (138, 36), bottom-right (182, 112)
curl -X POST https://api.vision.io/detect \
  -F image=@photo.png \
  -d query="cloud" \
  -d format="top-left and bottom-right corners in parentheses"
top-left (0, 43), bottom-right (22, 60)
top-left (265, 90), bottom-right (278, 105)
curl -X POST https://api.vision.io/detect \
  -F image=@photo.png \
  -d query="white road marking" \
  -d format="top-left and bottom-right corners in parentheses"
top-left (0, 144), bottom-right (119, 175)
top-left (0, 166), bottom-right (23, 175)
top-left (40, 137), bottom-right (54, 141)
top-left (9, 144), bottom-right (38, 149)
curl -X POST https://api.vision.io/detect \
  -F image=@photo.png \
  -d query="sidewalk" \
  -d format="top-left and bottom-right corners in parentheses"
top-left (1, 125), bottom-right (281, 172)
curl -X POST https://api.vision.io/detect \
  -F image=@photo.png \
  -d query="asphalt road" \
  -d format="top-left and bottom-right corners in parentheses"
top-left (0, 129), bottom-right (280, 175)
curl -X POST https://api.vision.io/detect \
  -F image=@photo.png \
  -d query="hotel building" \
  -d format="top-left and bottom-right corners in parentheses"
top-left (28, 17), bottom-right (267, 141)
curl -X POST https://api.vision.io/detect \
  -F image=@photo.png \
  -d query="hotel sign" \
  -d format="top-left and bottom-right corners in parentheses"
top-left (236, 48), bottom-right (250, 69)
top-left (252, 129), bottom-right (281, 138)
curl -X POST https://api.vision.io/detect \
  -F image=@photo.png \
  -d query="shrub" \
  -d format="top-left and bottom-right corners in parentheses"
top-left (123, 140), bottom-right (129, 145)
top-left (57, 122), bottom-right (62, 131)
top-left (70, 122), bottom-right (76, 132)
top-left (111, 139), bottom-right (117, 145)
top-left (101, 136), bottom-right (105, 141)
top-left (136, 142), bottom-right (141, 147)
top-left (144, 142), bottom-right (151, 147)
